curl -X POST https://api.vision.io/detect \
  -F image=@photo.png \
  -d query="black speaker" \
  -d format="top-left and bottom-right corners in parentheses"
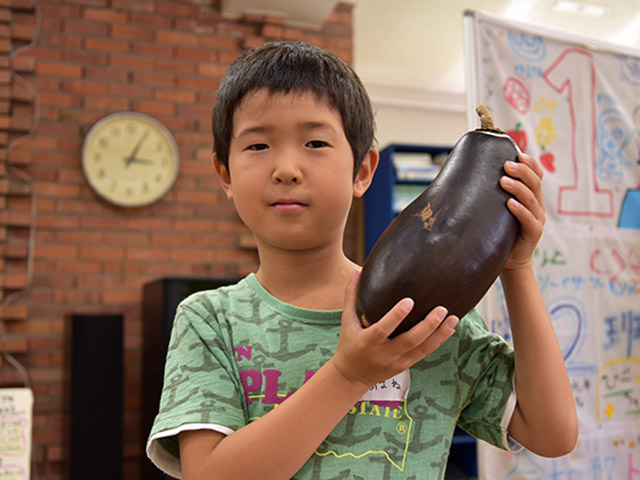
top-left (69, 313), bottom-right (123, 480)
top-left (141, 277), bottom-right (240, 480)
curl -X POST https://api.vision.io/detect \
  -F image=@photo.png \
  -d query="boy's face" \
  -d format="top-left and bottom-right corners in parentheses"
top-left (215, 89), bottom-right (374, 253)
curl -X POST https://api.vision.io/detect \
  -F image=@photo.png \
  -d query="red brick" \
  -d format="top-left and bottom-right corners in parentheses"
top-left (156, 1), bottom-right (197, 17)
top-left (108, 82), bottom-right (152, 99)
top-left (154, 88), bottom-right (196, 103)
top-left (36, 61), bottom-right (83, 78)
top-left (62, 50), bottom-right (107, 67)
top-left (111, 24), bottom-right (154, 41)
top-left (133, 100), bottom-right (175, 116)
top-left (170, 248), bottom-right (214, 262)
top-left (126, 217), bottom-right (171, 231)
top-left (36, 244), bottom-right (78, 259)
top-left (125, 247), bottom-right (169, 261)
top-left (85, 66), bottom-right (130, 82)
top-left (83, 7), bottom-right (128, 24)
top-left (156, 30), bottom-right (198, 46)
top-left (61, 0), bottom-right (108, 5)
top-left (173, 218), bottom-right (215, 232)
top-left (83, 95), bottom-right (131, 111)
top-left (102, 289), bottom-right (141, 304)
top-left (36, 214), bottom-right (80, 230)
top-left (11, 22), bottom-right (35, 41)
top-left (109, 53), bottom-right (154, 70)
top-left (80, 245), bottom-right (126, 260)
top-left (64, 80), bottom-right (109, 95)
top-left (197, 62), bottom-right (229, 77)
top-left (0, 305), bottom-right (28, 320)
top-left (175, 46), bottom-right (216, 62)
top-left (199, 35), bottom-right (240, 50)
top-left (176, 75), bottom-right (218, 91)
top-left (38, 3), bottom-right (82, 19)
top-left (132, 42), bottom-right (174, 58)
top-left (111, 0), bottom-right (154, 11)
top-left (154, 58), bottom-right (195, 74)
top-left (132, 70), bottom-right (175, 87)
top-left (11, 54), bottom-right (35, 72)
top-left (85, 37), bottom-right (130, 53)
top-left (34, 182), bottom-right (81, 198)
top-left (150, 232), bottom-right (194, 247)
top-left (130, 12), bottom-right (172, 28)
top-left (0, 336), bottom-right (28, 352)
top-left (63, 19), bottom-right (110, 36)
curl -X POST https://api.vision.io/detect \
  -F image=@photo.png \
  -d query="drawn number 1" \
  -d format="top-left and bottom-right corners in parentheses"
top-left (543, 48), bottom-right (613, 217)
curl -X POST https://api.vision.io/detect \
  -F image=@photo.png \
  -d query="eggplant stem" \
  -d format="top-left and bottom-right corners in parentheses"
top-left (475, 105), bottom-right (504, 133)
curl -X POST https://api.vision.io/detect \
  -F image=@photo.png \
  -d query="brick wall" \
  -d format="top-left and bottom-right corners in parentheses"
top-left (0, 1), bottom-right (356, 478)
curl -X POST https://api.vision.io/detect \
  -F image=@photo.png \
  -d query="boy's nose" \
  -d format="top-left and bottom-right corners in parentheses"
top-left (272, 153), bottom-right (303, 184)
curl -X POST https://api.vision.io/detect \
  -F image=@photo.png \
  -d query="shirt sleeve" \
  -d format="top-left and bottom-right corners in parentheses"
top-left (455, 310), bottom-right (518, 450)
top-left (146, 296), bottom-right (247, 478)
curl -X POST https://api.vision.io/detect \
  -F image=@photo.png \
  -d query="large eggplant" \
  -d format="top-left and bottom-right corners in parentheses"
top-left (356, 106), bottom-right (522, 336)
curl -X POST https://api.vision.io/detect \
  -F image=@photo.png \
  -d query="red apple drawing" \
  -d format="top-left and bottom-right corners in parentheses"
top-left (506, 122), bottom-right (527, 153)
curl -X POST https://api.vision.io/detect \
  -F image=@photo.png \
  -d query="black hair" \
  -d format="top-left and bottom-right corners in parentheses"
top-left (212, 41), bottom-right (375, 176)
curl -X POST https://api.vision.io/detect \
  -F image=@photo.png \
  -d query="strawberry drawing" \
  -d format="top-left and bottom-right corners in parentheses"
top-left (539, 145), bottom-right (555, 173)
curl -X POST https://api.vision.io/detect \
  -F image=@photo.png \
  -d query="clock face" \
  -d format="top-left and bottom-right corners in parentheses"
top-left (82, 112), bottom-right (179, 207)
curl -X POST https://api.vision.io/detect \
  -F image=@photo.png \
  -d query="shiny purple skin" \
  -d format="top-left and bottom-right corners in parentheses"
top-left (356, 129), bottom-right (521, 337)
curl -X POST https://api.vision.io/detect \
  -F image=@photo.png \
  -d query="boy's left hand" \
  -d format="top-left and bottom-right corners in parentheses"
top-left (499, 153), bottom-right (546, 271)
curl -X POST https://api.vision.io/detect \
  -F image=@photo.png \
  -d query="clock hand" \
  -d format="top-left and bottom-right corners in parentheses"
top-left (123, 157), bottom-right (155, 165)
top-left (124, 130), bottom-right (150, 167)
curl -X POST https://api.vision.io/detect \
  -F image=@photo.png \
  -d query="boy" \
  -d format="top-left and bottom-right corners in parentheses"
top-left (147, 41), bottom-right (578, 479)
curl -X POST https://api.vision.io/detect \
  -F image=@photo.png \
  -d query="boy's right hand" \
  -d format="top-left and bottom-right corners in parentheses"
top-left (329, 269), bottom-right (459, 391)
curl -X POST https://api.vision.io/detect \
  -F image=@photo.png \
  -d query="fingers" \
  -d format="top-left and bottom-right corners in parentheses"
top-left (391, 308), bottom-right (458, 363)
top-left (342, 269), bottom-right (360, 320)
top-left (501, 155), bottom-right (546, 223)
top-left (365, 297), bottom-right (415, 340)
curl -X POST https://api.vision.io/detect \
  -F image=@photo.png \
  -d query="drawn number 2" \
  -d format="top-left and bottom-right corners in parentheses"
top-left (548, 296), bottom-right (597, 376)
top-left (543, 48), bottom-right (614, 217)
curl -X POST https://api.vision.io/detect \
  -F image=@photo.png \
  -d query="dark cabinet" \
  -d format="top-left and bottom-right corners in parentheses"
top-left (141, 277), bottom-right (240, 480)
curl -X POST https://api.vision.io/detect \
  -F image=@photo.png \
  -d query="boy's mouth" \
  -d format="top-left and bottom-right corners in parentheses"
top-left (271, 200), bottom-right (307, 212)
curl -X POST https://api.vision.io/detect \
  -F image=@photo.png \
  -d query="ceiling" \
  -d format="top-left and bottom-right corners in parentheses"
top-left (223, 0), bottom-right (640, 100)
top-left (351, 0), bottom-right (640, 97)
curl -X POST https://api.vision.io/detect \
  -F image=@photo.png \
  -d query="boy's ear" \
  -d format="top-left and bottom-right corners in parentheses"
top-left (353, 148), bottom-right (379, 198)
top-left (212, 153), bottom-right (233, 201)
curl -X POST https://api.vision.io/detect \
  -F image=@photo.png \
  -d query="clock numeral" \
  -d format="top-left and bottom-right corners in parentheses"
top-left (109, 180), bottom-right (117, 192)
top-left (99, 137), bottom-right (109, 148)
top-left (142, 183), bottom-right (150, 193)
top-left (126, 123), bottom-right (136, 135)
top-left (94, 152), bottom-right (101, 162)
top-left (97, 168), bottom-right (106, 179)
top-left (161, 157), bottom-right (168, 167)
top-left (126, 187), bottom-right (134, 197)
top-left (111, 126), bottom-right (121, 137)
top-left (155, 173), bottom-right (162, 183)
top-left (155, 141), bottom-right (164, 153)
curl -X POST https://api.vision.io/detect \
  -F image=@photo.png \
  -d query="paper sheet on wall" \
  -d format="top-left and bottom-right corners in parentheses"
top-left (464, 10), bottom-right (640, 480)
top-left (0, 388), bottom-right (33, 480)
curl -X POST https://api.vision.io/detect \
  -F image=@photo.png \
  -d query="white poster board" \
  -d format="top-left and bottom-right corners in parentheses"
top-left (465, 10), bottom-right (640, 480)
top-left (0, 388), bottom-right (33, 480)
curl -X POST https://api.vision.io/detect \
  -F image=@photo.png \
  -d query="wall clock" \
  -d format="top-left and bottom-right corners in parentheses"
top-left (82, 112), bottom-right (180, 208)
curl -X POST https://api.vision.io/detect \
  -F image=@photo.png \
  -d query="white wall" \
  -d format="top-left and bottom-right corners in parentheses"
top-left (363, 83), bottom-right (468, 151)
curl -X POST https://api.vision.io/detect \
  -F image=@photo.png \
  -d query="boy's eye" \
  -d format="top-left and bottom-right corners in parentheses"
top-left (247, 143), bottom-right (269, 151)
top-left (306, 140), bottom-right (329, 148)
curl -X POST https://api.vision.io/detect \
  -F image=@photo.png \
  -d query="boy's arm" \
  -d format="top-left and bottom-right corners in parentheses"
top-left (499, 155), bottom-right (578, 456)
top-left (179, 271), bottom-right (459, 480)
top-left (502, 264), bottom-right (578, 456)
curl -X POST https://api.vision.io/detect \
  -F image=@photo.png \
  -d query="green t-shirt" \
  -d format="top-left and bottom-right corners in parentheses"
top-left (147, 274), bottom-right (516, 479)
